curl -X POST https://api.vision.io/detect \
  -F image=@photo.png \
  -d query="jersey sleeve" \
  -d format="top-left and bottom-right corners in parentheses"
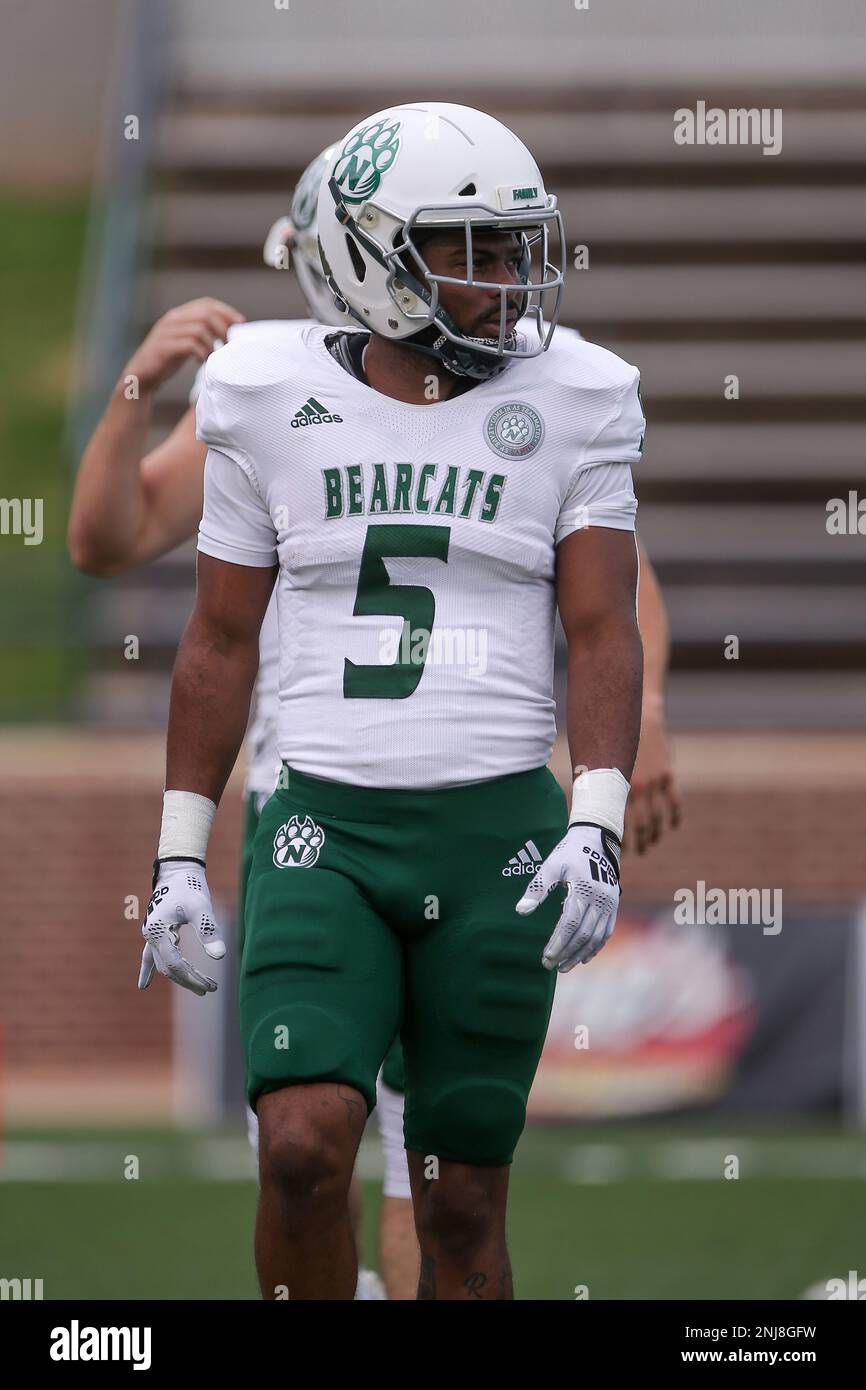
top-left (197, 447), bottom-right (278, 567)
top-left (555, 461), bottom-right (638, 546)
top-left (582, 370), bottom-right (645, 469)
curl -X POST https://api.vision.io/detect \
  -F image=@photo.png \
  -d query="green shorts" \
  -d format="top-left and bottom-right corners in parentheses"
top-left (241, 764), bottom-right (566, 1165)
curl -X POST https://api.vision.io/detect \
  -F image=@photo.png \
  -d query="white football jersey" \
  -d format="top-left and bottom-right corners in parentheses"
top-left (197, 321), bottom-right (643, 790)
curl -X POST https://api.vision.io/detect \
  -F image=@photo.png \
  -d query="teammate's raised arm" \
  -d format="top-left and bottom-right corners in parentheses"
top-left (67, 298), bottom-right (243, 575)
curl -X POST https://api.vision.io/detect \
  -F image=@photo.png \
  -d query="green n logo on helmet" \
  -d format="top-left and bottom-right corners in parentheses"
top-left (333, 118), bottom-right (401, 203)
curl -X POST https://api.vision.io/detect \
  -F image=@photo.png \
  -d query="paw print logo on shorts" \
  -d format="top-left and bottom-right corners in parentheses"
top-left (273, 813), bottom-right (325, 868)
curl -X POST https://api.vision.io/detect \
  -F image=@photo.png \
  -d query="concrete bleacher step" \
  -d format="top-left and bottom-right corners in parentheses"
top-left (637, 504), bottom-right (865, 563)
top-left (664, 585), bottom-right (866, 644)
top-left (142, 264), bottom-right (866, 327)
top-left (81, 66), bottom-right (865, 729)
top-left (154, 108), bottom-right (866, 178)
top-left (156, 187), bottom-right (866, 255)
top-left (636, 422), bottom-right (866, 483)
top-left (665, 670), bottom-right (866, 728)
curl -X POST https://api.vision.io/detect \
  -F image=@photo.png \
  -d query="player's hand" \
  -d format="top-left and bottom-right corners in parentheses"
top-left (123, 298), bottom-right (245, 394)
top-left (515, 823), bottom-right (621, 971)
top-left (138, 859), bottom-right (226, 995)
top-left (622, 706), bottom-right (681, 855)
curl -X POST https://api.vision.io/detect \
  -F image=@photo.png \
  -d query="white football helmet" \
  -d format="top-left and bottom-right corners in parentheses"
top-left (262, 144), bottom-right (349, 326)
top-left (316, 102), bottom-right (565, 380)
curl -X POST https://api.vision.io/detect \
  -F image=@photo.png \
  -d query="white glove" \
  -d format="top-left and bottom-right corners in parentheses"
top-left (138, 859), bottom-right (226, 996)
top-left (515, 823), bottom-right (621, 972)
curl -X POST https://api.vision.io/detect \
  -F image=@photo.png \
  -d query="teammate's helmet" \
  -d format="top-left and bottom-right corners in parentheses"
top-left (316, 102), bottom-right (565, 380)
top-left (262, 145), bottom-right (349, 326)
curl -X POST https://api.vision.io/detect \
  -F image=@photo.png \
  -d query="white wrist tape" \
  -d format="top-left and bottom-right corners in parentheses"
top-left (568, 768), bottom-right (630, 840)
top-left (158, 790), bottom-right (217, 862)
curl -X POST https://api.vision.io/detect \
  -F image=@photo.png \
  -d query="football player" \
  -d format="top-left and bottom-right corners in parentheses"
top-left (70, 108), bottom-right (678, 1298)
top-left (135, 101), bottom-right (653, 1300)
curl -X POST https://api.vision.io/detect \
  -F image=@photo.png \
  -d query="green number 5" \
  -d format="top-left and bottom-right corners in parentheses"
top-left (343, 523), bottom-right (451, 699)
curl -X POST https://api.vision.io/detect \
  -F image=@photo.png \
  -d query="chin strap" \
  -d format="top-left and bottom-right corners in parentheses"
top-left (399, 322), bottom-right (516, 381)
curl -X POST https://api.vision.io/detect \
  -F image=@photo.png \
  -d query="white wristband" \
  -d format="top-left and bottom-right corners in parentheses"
top-left (158, 790), bottom-right (217, 862)
top-left (568, 767), bottom-right (630, 841)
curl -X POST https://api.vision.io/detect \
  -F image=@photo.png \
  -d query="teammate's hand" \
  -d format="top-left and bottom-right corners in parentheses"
top-left (138, 859), bottom-right (226, 996)
top-left (515, 823), bottom-right (621, 971)
top-left (622, 708), bottom-right (681, 855)
top-left (123, 298), bottom-right (245, 394)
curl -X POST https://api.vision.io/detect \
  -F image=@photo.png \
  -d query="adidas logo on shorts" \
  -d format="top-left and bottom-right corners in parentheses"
top-left (502, 839), bottom-right (542, 877)
top-left (291, 396), bottom-right (343, 428)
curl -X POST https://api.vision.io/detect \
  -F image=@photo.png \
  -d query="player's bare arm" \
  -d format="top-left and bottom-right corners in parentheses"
top-left (67, 298), bottom-right (243, 575)
top-left (166, 553), bottom-right (276, 801)
top-left (138, 552), bottom-right (275, 997)
top-left (556, 525), bottom-right (642, 779)
top-left (516, 526), bottom-right (642, 970)
top-left (627, 536), bottom-right (682, 853)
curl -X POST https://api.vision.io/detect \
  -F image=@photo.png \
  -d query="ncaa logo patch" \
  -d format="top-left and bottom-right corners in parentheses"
top-left (484, 402), bottom-right (545, 460)
top-left (273, 814), bottom-right (325, 868)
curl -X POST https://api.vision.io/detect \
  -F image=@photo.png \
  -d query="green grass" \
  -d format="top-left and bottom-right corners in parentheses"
top-left (1, 1122), bottom-right (864, 1300)
top-left (0, 192), bottom-right (90, 720)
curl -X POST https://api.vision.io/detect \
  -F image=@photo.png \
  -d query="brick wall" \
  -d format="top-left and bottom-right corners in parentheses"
top-left (0, 735), bottom-right (242, 1077)
top-left (2, 731), bottom-right (864, 1107)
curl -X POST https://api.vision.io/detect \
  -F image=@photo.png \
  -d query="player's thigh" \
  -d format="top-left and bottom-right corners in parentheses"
top-left (242, 793), bottom-right (402, 1114)
top-left (402, 768), bottom-right (566, 1166)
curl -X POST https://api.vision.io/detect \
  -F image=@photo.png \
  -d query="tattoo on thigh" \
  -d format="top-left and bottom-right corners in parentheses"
top-left (464, 1272), bottom-right (487, 1299)
top-left (336, 1084), bottom-right (363, 1128)
top-left (418, 1252), bottom-right (437, 1300)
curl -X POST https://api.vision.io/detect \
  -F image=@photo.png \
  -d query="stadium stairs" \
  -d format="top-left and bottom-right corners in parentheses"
top-left (81, 79), bottom-right (866, 731)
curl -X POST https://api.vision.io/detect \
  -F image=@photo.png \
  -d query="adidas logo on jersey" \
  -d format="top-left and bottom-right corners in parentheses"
top-left (291, 397), bottom-right (343, 428)
top-left (502, 840), bottom-right (542, 877)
